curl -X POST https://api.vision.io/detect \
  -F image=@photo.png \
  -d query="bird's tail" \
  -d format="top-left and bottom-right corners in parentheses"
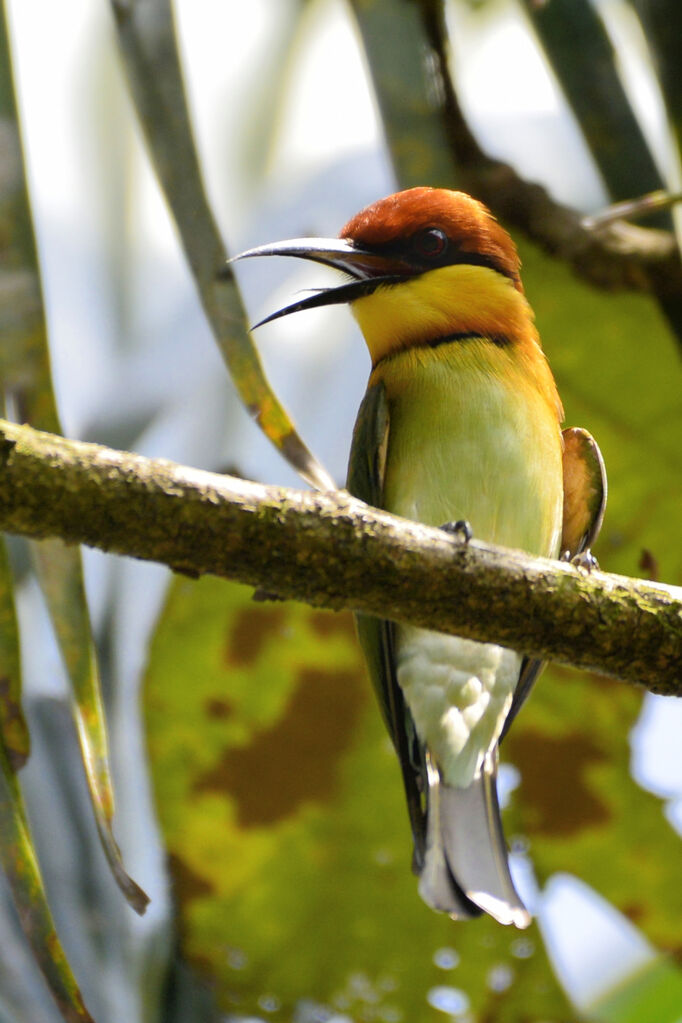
top-left (418, 753), bottom-right (531, 928)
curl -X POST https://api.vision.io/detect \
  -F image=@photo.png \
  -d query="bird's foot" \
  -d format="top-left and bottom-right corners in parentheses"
top-left (252, 587), bottom-right (286, 603)
top-left (441, 519), bottom-right (472, 543)
top-left (561, 548), bottom-right (599, 572)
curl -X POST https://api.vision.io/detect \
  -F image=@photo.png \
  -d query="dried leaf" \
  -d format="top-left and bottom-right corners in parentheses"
top-left (0, 744), bottom-right (94, 1023)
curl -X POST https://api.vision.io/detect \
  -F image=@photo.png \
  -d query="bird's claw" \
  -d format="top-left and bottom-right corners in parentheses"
top-left (561, 548), bottom-right (599, 572)
top-left (252, 587), bottom-right (286, 603)
top-left (441, 519), bottom-right (472, 543)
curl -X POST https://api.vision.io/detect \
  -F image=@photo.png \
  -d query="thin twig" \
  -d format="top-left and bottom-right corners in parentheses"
top-left (583, 190), bottom-right (682, 230)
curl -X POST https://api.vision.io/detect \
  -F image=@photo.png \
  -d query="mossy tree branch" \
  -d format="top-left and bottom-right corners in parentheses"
top-left (0, 419), bottom-right (680, 694)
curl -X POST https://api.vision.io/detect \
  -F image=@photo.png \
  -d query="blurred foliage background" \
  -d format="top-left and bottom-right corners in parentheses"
top-left (1, 0), bottom-right (682, 1021)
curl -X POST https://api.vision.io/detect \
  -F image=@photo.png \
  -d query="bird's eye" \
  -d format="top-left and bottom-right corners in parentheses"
top-left (414, 227), bottom-right (448, 259)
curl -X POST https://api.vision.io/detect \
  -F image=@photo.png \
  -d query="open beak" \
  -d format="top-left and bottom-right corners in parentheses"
top-left (231, 237), bottom-right (405, 328)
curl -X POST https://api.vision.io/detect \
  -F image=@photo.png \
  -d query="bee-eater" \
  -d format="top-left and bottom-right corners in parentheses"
top-left (235, 187), bottom-right (606, 928)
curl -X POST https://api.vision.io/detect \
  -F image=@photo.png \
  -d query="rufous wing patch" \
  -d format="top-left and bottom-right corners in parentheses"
top-left (561, 427), bottom-right (607, 557)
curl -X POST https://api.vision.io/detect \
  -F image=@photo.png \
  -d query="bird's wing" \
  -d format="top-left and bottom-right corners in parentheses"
top-left (502, 426), bottom-right (607, 739)
top-left (559, 426), bottom-right (608, 558)
top-left (347, 381), bottom-right (428, 867)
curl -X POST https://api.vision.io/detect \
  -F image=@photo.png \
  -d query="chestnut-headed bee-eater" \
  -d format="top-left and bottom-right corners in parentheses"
top-left (235, 187), bottom-right (606, 928)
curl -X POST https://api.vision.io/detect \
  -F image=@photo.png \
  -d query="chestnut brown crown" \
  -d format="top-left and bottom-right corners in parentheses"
top-left (340, 186), bottom-right (523, 291)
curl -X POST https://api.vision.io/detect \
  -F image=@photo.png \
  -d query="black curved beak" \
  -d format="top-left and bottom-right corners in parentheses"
top-left (230, 237), bottom-right (404, 328)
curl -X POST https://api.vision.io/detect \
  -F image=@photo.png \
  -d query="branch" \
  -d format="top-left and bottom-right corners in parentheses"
top-left (1, 420), bottom-right (680, 694)
top-left (414, 0), bottom-right (682, 300)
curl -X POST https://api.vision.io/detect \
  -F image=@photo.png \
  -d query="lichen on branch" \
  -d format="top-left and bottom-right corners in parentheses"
top-left (0, 418), bottom-right (680, 694)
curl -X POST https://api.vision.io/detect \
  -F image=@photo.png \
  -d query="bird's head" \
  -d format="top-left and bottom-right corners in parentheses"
top-left (234, 187), bottom-right (533, 364)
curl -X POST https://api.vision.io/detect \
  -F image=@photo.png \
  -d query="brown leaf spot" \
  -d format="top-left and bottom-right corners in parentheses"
top-left (0, 676), bottom-right (22, 725)
top-left (167, 852), bottom-right (214, 903)
top-left (0, 676), bottom-right (28, 769)
top-left (507, 728), bottom-right (610, 836)
top-left (308, 610), bottom-right (356, 639)
top-left (204, 697), bottom-right (233, 720)
top-left (4, 746), bottom-right (27, 772)
top-left (621, 902), bottom-right (648, 925)
top-left (193, 667), bottom-right (365, 826)
top-left (226, 607), bottom-right (286, 667)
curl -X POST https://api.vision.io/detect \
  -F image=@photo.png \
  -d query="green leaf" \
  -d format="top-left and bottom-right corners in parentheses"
top-left (519, 238), bottom-right (682, 586)
top-left (30, 541), bottom-right (148, 914)
top-left (0, 2), bottom-right (147, 916)
top-left (145, 576), bottom-right (579, 1022)
top-left (519, 0), bottom-right (665, 206)
top-left (0, 738), bottom-right (93, 1022)
top-left (0, 540), bottom-right (29, 775)
top-left (518, 0), bottom-right (682, 342)
top-left (110, 0), bottom-right (334, 491)
top-left (633, 2), bottom-right (682, 155)
top-left (506, 662), bottom-right (682, 953)
top-left (348, 0), bottom-right (461, 189)
top-left (591, 958), bottom-right (682, 1023)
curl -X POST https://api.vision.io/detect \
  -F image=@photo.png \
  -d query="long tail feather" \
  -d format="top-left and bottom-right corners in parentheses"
top-left (418, 754), bottom-right (530, 928)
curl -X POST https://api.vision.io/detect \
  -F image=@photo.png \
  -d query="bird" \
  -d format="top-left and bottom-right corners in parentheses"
top-left (234, 187), bottom-right (607, 928)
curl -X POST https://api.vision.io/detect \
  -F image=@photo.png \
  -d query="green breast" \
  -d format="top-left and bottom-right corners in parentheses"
top-left (377, 339), bottom-right (563, 558)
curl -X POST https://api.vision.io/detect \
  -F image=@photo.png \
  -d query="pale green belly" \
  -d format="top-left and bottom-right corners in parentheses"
top-left (378, 342), bottom-right (563, 784)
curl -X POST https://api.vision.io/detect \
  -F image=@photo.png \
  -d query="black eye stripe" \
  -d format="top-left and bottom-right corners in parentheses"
top-left (359, 235), bottom-right (514, 281)
top-left (447, 249), bottom-right (516, 281)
